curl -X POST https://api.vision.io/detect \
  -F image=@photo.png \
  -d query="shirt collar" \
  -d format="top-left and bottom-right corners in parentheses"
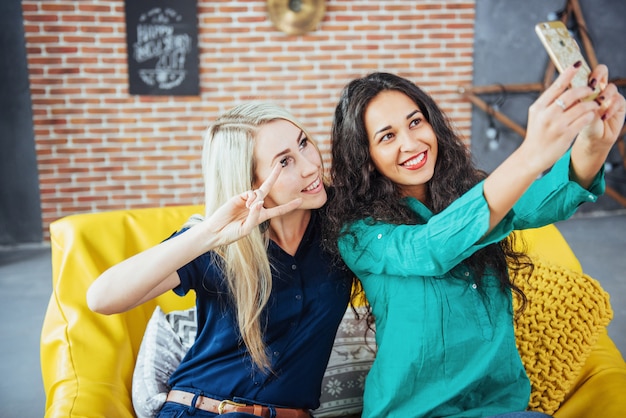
top-left (403, 196), bottom-right (434, 221)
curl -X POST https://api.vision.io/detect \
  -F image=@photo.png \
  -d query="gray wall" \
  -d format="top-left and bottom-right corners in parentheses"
top-left (0, 0), bottom-right (42, 245)
top-left (470, 0), bottom-right (626, 212)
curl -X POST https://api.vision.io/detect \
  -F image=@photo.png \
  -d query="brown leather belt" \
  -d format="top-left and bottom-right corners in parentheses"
top-left (166, 389), bottom-right (311, 418)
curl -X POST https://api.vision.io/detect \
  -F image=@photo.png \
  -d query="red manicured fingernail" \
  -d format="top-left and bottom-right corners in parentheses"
top-left (574, 60), bottom-right (582, 68)
top-left (588, 78), bottom-right (597, 89)
top-left (601, 113), bottom-right (607, 121)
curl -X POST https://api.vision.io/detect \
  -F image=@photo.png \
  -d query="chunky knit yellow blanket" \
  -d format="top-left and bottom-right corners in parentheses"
top-left (512, 259), bottom-right (613, 415)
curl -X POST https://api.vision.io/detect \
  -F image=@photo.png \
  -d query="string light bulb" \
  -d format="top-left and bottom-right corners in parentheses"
top-left (486, 115), bottom-right (499, 150)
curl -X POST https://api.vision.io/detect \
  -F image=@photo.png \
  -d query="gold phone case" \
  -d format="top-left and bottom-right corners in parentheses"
top-left (535, 21), bottom-right (599, 100)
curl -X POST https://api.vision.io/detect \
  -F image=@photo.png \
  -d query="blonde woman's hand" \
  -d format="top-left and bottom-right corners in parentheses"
top-left (88, 166), bottom-right (302, 314)
top-left (203, 164), bottom-right (302, 247)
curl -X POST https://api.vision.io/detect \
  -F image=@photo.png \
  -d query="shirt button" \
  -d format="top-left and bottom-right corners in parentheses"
top-left (471, 283), bottom-right (477, 289)
top-left (377, 234), bottom-right (382, 239)
top-left (295, 294), bottom-right (302, 300)
top-left (464, 271), bottom-right (470, 277)
top-left (291, 264), bottom-right (297, 270)
top-left (273, 351), bottom-right (280, 357)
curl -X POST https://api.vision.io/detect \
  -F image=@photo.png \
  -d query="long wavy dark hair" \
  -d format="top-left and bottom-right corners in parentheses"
top-left (324, 72), bottom-right (531, 311)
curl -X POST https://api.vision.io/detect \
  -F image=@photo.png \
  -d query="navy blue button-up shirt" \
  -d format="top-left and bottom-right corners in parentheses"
top-left (168, 211), bottom-right (351, 409)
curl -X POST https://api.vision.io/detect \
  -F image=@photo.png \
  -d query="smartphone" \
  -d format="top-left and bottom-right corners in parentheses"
top-left (535, 21), bottom-right (600, 101)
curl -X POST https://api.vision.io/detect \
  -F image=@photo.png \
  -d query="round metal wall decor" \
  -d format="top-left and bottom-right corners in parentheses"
top-left (267, 0), bottom-right (325, 36)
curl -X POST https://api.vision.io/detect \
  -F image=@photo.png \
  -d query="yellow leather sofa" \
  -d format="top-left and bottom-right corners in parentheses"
top-left (40, 205), bottom-right (626, 417)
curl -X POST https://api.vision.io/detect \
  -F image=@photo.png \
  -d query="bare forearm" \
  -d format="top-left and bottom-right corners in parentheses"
top-left (482, 146), bottom-right (545, 233)
top-left (87, 222), bottom-right (220, 315)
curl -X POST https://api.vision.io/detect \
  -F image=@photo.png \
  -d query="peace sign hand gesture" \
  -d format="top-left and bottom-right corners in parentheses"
top-left (201, 164), bottom-right (303, 248)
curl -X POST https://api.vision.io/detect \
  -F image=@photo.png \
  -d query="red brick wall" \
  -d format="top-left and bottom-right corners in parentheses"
top-left (22, 0), bottom-right (475, 239)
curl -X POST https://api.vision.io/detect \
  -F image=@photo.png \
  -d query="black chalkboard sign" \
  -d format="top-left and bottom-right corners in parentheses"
top-left (124, 0), bottom-right (199, 96)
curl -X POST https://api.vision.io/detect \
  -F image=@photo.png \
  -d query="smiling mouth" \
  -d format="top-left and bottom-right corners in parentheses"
top-left (401, 152), bottom-right (426, 168)
top-left (302, 177), bottom-right (321, 192)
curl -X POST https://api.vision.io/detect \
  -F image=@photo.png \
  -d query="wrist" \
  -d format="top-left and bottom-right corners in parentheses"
top-left (184, 220), bottom-right (223, 253)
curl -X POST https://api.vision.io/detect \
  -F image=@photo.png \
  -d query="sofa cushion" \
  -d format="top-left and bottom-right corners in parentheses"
top-left (314, 306), bottom-right (375, 417)
top-left (132, 306), bottom-right (197, 418)
top-left (512, 259), bottom-right (613, 415)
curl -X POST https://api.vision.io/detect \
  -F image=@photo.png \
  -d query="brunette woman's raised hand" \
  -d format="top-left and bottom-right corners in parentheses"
top-left (570, 64), bottom-right (626, 188)
top-left (521, 62), bottom-right (602, 174)
top-left (482, 63), bottom-right (602, 234)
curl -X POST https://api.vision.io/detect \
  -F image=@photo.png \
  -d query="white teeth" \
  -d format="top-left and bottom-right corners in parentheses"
top-left (304, 178), bottom-right (321, 191)
top-left (403, 153), bottom-right (425, 167)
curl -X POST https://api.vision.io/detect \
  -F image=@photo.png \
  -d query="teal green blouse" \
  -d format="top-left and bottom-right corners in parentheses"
top-left (338, 152), bottom-right (604, 418)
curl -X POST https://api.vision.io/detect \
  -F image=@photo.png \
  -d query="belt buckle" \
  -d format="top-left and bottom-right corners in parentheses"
top-left (218, 399), bottom-right (247, 414)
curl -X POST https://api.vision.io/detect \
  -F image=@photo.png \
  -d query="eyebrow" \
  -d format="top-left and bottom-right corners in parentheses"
top-left (373, 109), bottom-right (421, 137)
top-left (271, 129), bottom-right (305, 164)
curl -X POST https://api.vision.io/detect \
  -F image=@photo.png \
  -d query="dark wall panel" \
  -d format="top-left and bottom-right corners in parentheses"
top-left (0, 0), bottom-right (42, 245)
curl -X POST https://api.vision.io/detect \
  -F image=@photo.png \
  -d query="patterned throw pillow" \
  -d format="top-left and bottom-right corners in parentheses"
top-left (132, 306), bottom-right (197, 418)
top-left (314, 306), bottom-right (375, 417)
top-left (131, 305), bottom-right (374, 417)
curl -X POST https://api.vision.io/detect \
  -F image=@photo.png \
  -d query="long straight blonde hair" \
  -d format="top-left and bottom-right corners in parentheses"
top-left (197, 102), bottom-right (322, 371)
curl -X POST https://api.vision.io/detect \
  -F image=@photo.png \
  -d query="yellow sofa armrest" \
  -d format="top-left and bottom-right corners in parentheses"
top-left (41, 205), bottom-right (202, 418)
top-left (554, 328), bottom-right (626, 418)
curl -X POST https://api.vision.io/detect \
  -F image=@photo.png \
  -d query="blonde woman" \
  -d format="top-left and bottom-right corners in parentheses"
top-left (87, 103), bottom-right (352, 418)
